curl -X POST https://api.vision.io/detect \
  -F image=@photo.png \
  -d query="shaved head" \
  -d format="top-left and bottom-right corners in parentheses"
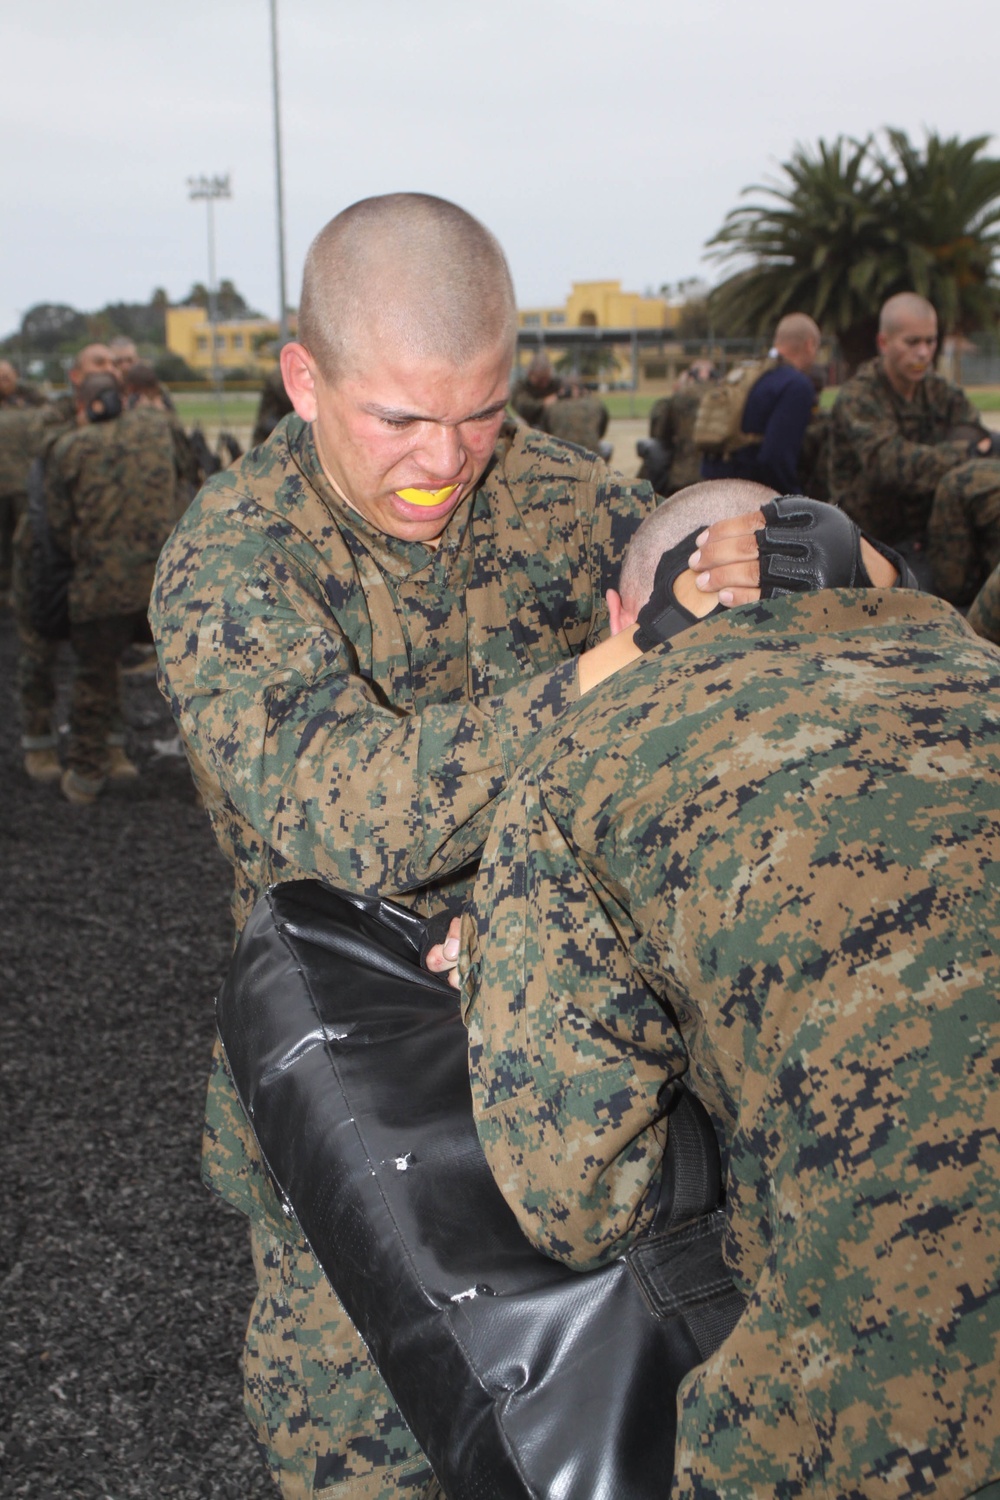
top-left (774, 313), bottom-right (821, 354)
top-left (879, 293), bottom-right (936, 335)
top-left (298, 193), bottom-right (517, 381)
top-left (620, 479), bottom-right (777, 615)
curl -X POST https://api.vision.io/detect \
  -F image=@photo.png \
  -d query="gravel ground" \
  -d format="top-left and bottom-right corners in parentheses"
top-left (0, 613), bottom-right (276, 1498)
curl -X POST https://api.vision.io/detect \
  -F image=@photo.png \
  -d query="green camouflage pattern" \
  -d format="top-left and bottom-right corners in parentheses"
top-left (968, 559), bottom-right (1000, 644)
top-left (10, 407), bottom-right (78, 742)
top-left (649, 384), bottom-right (705, 494)
top-left (0, 379), bottom-right (48, 410)
top-left (0, 405), bottom-right (50, 501)
top-left (927, 457), bottom-right (1000, 605)
top-left (462, 588), bottom-right (1000, 1497)
top-left (509, 373), bottom-right (562, 427)
top-left (65, 614), bottom-right (134, 782)
top-left (541, 393), bottom-right (609, 452)
top-left (827, 357), bottom-right (981, 542)
top-left (46, 406), bottom-right (184, 624)
top-left (245, 1224), bottom-right (436, 1499)
top-left (150, 413), bottom-right (653, 1495)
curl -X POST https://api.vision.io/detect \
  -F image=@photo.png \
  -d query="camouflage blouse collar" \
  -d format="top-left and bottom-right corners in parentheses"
top-left (285, 414), bottom-right (481, 579)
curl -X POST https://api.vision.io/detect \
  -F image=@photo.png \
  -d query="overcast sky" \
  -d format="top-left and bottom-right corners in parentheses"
top-left (1, 0), bottom-right (995, 340)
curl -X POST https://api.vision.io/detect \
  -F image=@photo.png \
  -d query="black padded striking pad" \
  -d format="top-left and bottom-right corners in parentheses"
top-left (217, 880), bottom-right (746, 1500)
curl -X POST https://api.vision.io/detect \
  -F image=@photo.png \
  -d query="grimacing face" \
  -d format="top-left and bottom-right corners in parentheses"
top-left (286, 339), bottom-right (512, 545)
top-left (878, 311), bottom-right (938, 394)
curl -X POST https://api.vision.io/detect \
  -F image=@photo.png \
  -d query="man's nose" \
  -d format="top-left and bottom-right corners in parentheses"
top-left (415, 422), bottom-right (463, 479)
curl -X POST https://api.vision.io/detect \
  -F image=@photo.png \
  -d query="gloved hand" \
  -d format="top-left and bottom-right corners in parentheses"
top-left (633, 527), bottom-right (712, 650)
top-left (757, 496), bottom-right (921, 594)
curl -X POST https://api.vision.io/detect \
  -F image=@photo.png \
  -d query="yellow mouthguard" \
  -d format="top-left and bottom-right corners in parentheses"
top-left (396, 485), bottom-right (458, 507)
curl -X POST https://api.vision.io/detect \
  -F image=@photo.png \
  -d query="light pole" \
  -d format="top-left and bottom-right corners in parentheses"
top-left (269, 0), bottom-right (289, 346)
top-left (187, 172), bottom-right (232, 434)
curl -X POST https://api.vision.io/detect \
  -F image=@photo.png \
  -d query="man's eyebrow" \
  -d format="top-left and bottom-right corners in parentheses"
top-left (362, 396), bottom-right (510, 423)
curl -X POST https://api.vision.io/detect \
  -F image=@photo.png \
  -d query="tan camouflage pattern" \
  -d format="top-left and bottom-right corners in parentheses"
top-left (65, 614), bottom-right (135, 782)
top-left (827, 356), bottom-right (984, 542)
top-left (649, 384), bottom-right (706, 494)
top-left (462, 588), bottom-right (1000, 1497)
top-left (968, 559), bottom-right (1000, 645)
top-left (927, 458), bottom-right (1000, 605)
top-left (10, 406), bottom-right (78, 742)
top-left (46, 406), bottom-right (184, 624)
top-left (509, 373), bottom-right (562, 427)
top-left (541, 393), bottom-right (609, 453)
top-left (149, 413), bottom-right (653, 1495)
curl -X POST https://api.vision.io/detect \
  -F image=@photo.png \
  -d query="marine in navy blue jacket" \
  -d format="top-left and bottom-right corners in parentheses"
top-left (703, 313), bottom-right (821, 494)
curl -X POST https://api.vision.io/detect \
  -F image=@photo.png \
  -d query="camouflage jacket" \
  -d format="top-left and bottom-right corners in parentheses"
top-left (969, 557), bottom-right (1000, 644)
top-left (150, 415), bottom-right (653, 1220)
top-left (541, 394), bottom-right (609, 452)
top-left (0, 405), bottom-right (52, 502)
top-left (46, 406), bottom-right (184, 623)
top-left (649, 384), bottom-right (704, 493)
top-left (509, 374), bottom-right (562, 427)
top-left (827, 357), bottom-right (978, 541)
top-left (463, 589), bottom-right (1000, 1493)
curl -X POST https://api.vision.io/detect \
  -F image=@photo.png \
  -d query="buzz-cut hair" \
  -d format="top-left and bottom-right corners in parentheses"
top-left (879, 292), bottom-right (937, 335)
top-left (297, 193), bottom-right (517, 381)
top-left (619, 479), bottom-right (778, 614)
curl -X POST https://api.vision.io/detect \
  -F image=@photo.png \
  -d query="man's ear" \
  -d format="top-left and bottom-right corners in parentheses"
top-left (280, 342), bottom-right (321, 422)
top-left (606, 587), bottom-right (637, 638)
top-left (876, 330), bottom-right (888, 357)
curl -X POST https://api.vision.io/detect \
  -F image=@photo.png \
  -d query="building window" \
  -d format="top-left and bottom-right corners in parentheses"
top-left (644, 361), bottom-right (667, 380)
top-left (232, 333), bottom-right (244, 350)
top-left (197, 336), bottom-right (209, 352)
top-left (522, 313), bottom-right (541, 328)
top-left (215, 334), bottom-right (226, 351)
top-left (546, 312), bottom-right (566, 326)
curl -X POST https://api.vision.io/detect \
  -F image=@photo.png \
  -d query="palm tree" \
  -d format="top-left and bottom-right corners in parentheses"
top-left (706, 130), bottom-right (1000, 373)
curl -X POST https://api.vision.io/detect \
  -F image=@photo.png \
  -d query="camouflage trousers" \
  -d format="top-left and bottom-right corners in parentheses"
top-left (968, 560), bottom-right (1000, 646)
top-left (66, 615), bottom-right (137, 783)
top-left (927, 457), bottom-right (1000, 605)
top-left (244, 1222), bottom-right (441, 1499)
top-left (15, 616), bottom-right (59, 745)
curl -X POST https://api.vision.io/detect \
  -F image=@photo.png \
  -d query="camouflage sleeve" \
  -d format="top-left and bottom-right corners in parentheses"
top-left (461, 762), bottom-right (689, 1271)
top-left (832, 381), bottom-right (970, 499)
top-left (968, 560), bottom-right (1000, 645)
top-left (42, 433), bottom-right (78, 552)
top-left (151, 514), bottom-right (582, 896)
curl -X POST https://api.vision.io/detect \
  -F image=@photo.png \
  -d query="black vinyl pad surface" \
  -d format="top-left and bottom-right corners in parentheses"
top-left (217, 880), bottom-right (746, 1500)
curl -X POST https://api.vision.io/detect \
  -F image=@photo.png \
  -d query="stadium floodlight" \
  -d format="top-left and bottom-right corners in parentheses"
top-left (269, 0), bottom-right (290, 346)
top-left (187, 174), bottom-right (232, 431)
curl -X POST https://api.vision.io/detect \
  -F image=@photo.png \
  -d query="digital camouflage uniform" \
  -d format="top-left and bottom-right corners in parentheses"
top-left (644, 384), bottom-right (708, 496)
top-left (968, 558), bottom-right (1000, 645)
top-left (0, 404), bottom-right (50, 595)
top-left (149, 413), bottom-right (652, 1499)
top-left (828, 357), bottom-right (1000, 601)
top-left (47, 405), bottom-right (183, 784)
top-left (463, 589), bottom-right (1000, 1498)
top-left (508, 371), bottom-right (562, 427)
top-left (541, 392), bottom-right (609, 452)
top-left (10, 399), bottom-right (77, 748)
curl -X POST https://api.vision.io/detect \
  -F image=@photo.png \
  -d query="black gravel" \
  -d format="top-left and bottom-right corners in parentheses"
top-left (0, 612), bottom-right (276, 1498)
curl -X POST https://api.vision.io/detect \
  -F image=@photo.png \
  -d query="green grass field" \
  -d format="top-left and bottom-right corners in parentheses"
top-left (172, 391), bottom-right (260, 430)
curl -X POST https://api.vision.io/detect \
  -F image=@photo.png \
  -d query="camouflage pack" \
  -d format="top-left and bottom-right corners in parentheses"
top-left (692, 355), bottom-right (777, 457)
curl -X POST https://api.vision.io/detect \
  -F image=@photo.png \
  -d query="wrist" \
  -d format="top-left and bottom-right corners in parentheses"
top-left (578, 631), bottom-right (642, 695)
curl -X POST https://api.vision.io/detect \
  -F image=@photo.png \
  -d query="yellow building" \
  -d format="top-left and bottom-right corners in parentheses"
top-left (165, 305), bottom-right (296, 375)
top-left (517, 280), bottom-right (684, 390)
top-left (518, 279), bottom-right (678, 333)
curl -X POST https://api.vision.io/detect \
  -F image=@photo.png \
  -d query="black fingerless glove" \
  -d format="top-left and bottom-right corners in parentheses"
top-left (633, 527), bottom-right (716, 650)
top-left (756, 496), bottom-right (919, 594)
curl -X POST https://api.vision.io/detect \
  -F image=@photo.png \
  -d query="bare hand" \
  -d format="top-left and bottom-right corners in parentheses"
top-left (423, 915), bottom-right (462, 977)
top-left (687, 510), bottom-right (765, 606)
